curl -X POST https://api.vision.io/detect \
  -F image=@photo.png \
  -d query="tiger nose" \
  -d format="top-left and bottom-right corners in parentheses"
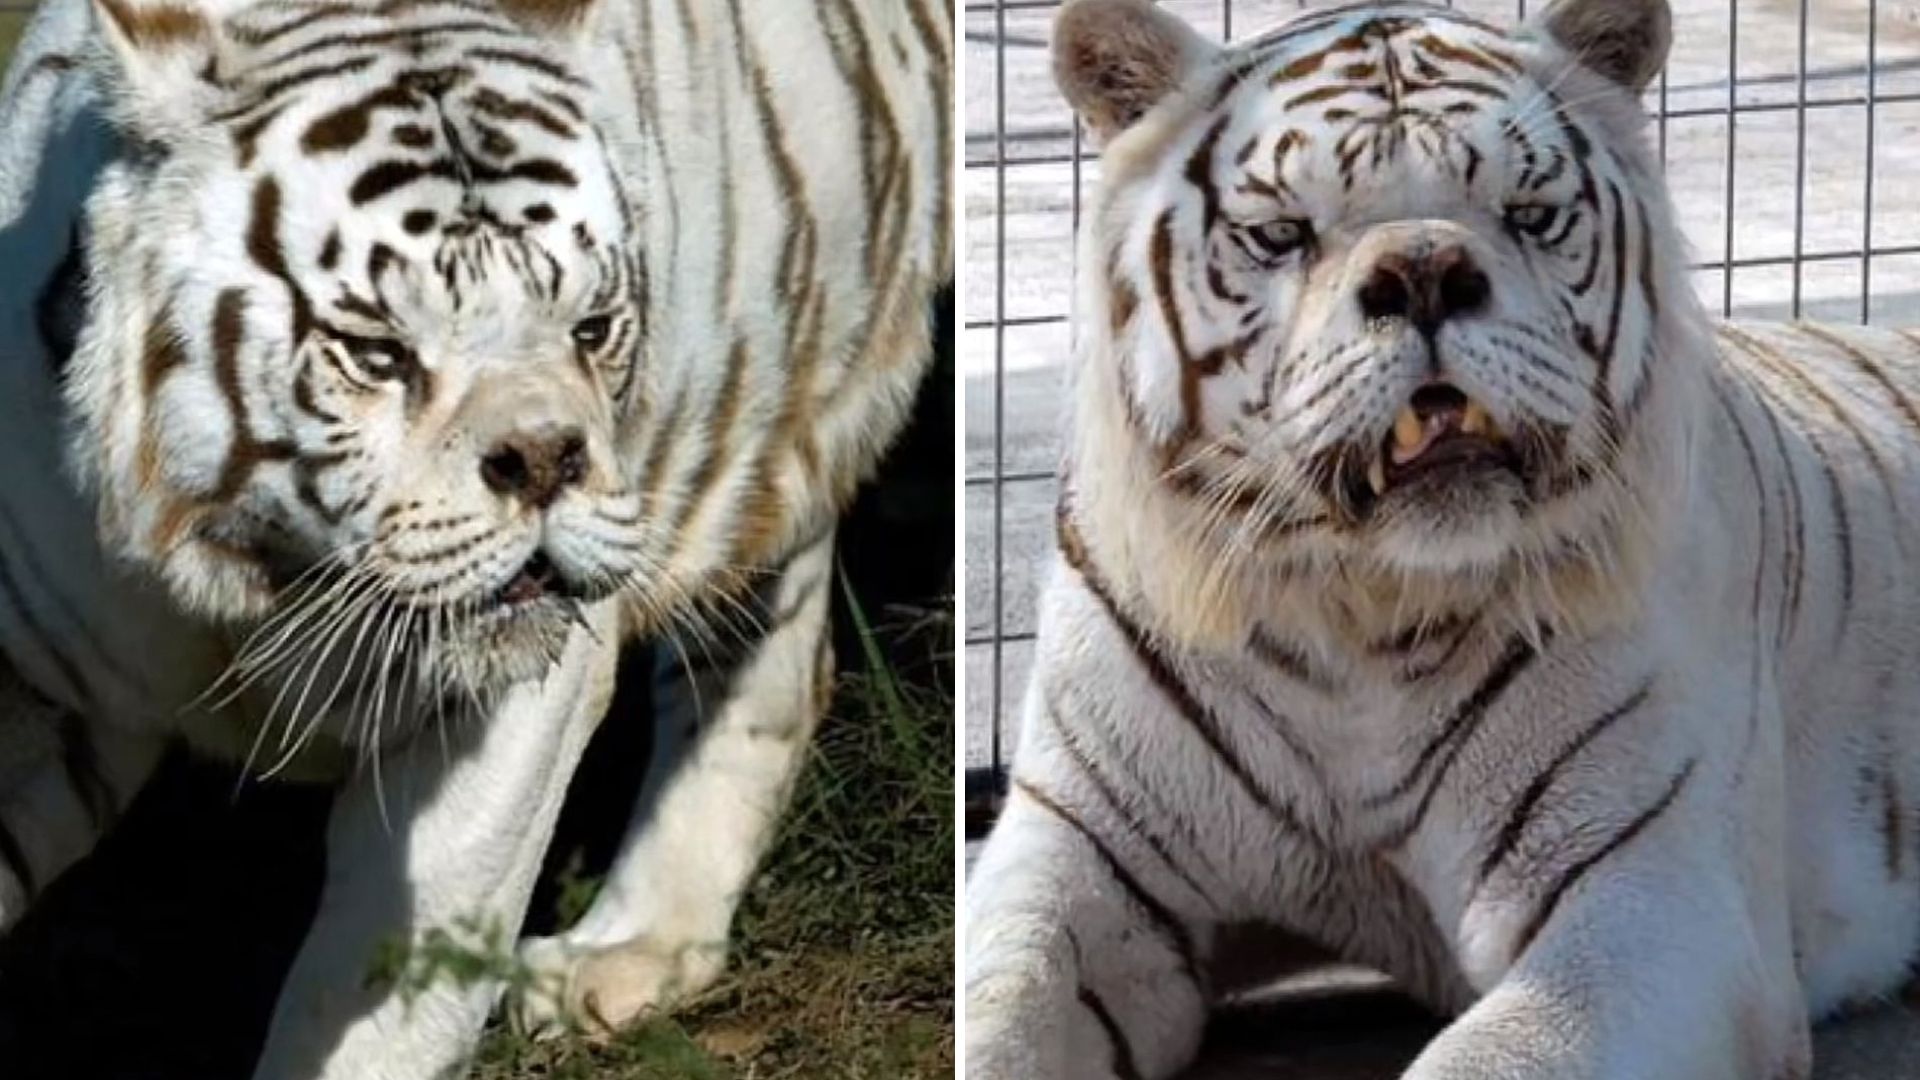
top-left (1356, 244), bottom-right (1491, 335)
top-left (479, 426), bottom-right (588, 509)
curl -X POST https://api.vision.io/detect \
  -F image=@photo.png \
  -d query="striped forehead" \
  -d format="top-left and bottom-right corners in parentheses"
top-left (1251, 12), bottom-right (1526, 127)
top-left (211, 1), bottom-right (622, 234)
top-left (1187, 10), bottom-right (1565, 211)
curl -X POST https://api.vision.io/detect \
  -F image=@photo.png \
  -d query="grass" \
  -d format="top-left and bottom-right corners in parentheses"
top-left (1, 10), bottom-right (27, 68)
top-left (469, 582), bottom-right (954, 1080)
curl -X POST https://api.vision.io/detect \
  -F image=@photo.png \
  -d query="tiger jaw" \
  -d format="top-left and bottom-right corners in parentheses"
top-left (1342, 383), bottom-right (1524, 520)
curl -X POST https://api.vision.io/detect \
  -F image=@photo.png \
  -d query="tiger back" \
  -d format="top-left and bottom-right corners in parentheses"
top-left (0, 0), bottom-right (948, 1072)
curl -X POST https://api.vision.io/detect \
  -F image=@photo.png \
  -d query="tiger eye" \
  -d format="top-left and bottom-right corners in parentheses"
top-left (571, 315), bottom-right (614, 350)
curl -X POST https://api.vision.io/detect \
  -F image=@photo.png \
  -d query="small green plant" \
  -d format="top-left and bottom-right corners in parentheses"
top-left (469, 575), bottom-right (953, 1077)
top-left (366, 914), bottom-right (572, 1023)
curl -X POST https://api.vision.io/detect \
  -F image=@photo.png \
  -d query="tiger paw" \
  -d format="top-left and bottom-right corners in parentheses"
top-left (510, 934), bottom-right (730, 1039)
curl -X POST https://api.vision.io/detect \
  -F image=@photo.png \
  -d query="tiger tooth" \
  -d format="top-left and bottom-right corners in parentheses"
top-left (1461, 401), bottom-right (1490, 436)
top-left (1367, 456), bottom-right (1387, 495)
top-left (1392, 407), bottom-right (1423, 453)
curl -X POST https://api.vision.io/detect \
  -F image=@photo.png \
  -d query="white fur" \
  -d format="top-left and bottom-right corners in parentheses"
top-left (968, 2), bottom-right (1920, 1078)
top-left (0, 0), bottom-right (947, 1074)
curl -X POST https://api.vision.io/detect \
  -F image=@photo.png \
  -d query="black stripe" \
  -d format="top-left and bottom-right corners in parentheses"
top-left (1014, 778), bottom-right (1199, 979)
top-left (1597, 181), bottom-right (1630, 371)
top-left (1248, 628), bottom-right (1335, 694)
top-left (1721, 347), bottom-right (1857, 631)
top-left (1365, 635), bottom-right (1536, 809)
top-left (1400, 612), bottom-right (1482, 682)
top-left (59, 715), bottom-right (117, 831)
top-left (1076, 982), bottom-right (1145, 1080)
top-left (1038, 686), bottom-right (1214, 906)
top-left (1513, 758), bottom-right (1696, 959)
top-left (0, 815), bottom-right (32, 897)
top-left (1368, 635), bottom-right (1539, 850)
top-left (1058, 507), bottom-right (1317, 843)
top-left (34, 223), bottom-right (85, 370)
top-left (1803, 431), bottom-right (1855, 627)
top-left (1476, 679), bottom-right (1653, 883)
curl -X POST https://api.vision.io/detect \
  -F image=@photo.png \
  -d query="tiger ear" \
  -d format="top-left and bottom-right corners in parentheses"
top-left (1529, 0), bottom-right (1671, 93)
top-left (1053, 0), bottom-right (1218, 142)
top-left (490, 0), bottom-right (602, 47)
top-left (90, 0), bottom-right (227, 141)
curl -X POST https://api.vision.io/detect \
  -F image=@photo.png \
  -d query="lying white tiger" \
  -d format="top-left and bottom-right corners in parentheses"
top-left (966, 1), bottom-right (1920, 1077)
top-left (0, 0), bottom-right (946, 1075)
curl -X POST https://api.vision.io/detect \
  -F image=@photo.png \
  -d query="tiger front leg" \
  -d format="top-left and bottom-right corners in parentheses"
top-left (513, 531), bottom-right (837, 1035)
top-left (965, 786), bottom-right (1208, 1080)
top-left (1407, 765), bottom-right (1808, 1080)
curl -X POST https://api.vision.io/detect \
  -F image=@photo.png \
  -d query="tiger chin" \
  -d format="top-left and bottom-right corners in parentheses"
top-left (967, 1), bottom-right (1920, 1078)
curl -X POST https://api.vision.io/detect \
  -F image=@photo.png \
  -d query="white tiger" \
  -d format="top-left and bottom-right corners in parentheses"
top-left (966, 1), bottom-right (1920, 1077)
top-left (0, 0), bottom-right (948, 1074)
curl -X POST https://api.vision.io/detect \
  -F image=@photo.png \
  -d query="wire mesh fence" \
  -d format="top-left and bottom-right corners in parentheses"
top-left (963, 0), bottom-right (1920, 834)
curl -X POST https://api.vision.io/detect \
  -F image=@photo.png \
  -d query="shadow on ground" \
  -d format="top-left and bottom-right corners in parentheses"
top-left (1186, 973), bottom-right (1920, 1080)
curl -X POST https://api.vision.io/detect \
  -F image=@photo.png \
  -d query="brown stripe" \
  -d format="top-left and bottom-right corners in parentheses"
top-left (97, 0), bottom-right (205, 48)
top-left (1737, 368), bottom-right (1854, 629)
top-left (302, 83), bottom-right (420, 154)
top-left (1513, 758), bottom-right (1696, 959)
top-left (1718, 327), bottom-right (1892, 596)
top-left (1477, 679), bottom-right (1653, 883)
top-left (209, 288), bottom-right (297, 500)
top-left (1742, 381), bottom-right (1805, 645)
top-left (664, 338), bottom-right (751, 543)
top-left (906, 0), bottom-right (952, 275)
top-left (1014, 778), bottom-right (1199, 978)
top-left (1713, 384), bottom-right (1772, 636)
top-left (1800, 323), bottom-right (1920, 447)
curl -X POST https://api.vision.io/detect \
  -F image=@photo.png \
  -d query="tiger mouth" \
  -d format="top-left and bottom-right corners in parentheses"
top-left (491, 550), bottom-right (590, 609)
top-left (1366, 383), bottom-right (1520, 496)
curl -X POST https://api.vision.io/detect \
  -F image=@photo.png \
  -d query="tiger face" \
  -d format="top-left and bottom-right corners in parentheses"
top-left (1061, 0), bottom-right (1698, 581)
top-left (71, 0), bottom-right (652, 703)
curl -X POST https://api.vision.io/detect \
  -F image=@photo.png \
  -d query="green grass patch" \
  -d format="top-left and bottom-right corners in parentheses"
top-left (1, 10), bottom-right (29, 69)
top-left (472, 584), bottom-right (954, 1079)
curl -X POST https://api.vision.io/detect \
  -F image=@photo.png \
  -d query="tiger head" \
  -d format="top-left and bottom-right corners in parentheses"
top-left (68, 0), bottom-right (651, 705)
top-left (1055, 0), bottom-right (1711, 644)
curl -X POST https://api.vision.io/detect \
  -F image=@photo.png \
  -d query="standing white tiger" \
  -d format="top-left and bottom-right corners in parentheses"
top-left (0, 0), bottom-right (947, 1075)
top-left (967, 1), bottom-right (1920, 1077)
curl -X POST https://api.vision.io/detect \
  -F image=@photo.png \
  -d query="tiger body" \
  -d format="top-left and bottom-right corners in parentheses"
top-left (0, 0), bottom-right (946, 1074)
top-left (966, 2), bottom-right (1920, 1078)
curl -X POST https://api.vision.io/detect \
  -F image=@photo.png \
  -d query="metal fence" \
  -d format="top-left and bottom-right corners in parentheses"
top-left (963, 0), bottom-right (1920, 834)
